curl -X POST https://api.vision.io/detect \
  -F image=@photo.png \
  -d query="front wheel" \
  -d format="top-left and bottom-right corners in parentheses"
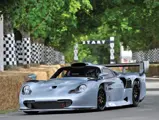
top-left (132, 80), bottom-right (140, 107)
top-left (97, 86), bottom-right (106, 111)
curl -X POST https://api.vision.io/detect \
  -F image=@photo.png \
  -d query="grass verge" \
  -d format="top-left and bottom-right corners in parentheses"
top-left (0, 109), bottom-right (18, 114)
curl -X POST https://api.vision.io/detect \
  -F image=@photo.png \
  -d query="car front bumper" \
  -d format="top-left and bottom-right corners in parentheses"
top-left (20, 107), bottom-right (96, 112)
top-left (19, 96), bottom-right (97, 111)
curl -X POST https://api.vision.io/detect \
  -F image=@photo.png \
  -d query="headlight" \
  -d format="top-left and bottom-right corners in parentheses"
top-left (22, 85), bottom-right (32, 95)
top-left (78, 84), bottom-right (87, 92)
top-left (69, 84), bottom-right (87, 93)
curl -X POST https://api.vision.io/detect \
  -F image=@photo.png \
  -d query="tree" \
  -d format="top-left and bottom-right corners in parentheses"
top-left (74, 0), bottom-right (159, 63)
top-left (0, 0), bottom-right (20, 35)
top-left (102, 0), bottom-right (159, 51)
top-left (1, 0), bottom-right (159, 63)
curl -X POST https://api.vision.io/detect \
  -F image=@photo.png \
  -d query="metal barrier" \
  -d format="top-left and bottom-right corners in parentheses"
top-left (132, 48), bottom-right (159, 63)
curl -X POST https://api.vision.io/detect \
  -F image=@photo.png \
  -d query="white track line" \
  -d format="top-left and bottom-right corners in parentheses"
top-left (146, 77), bottom-right (159, 80)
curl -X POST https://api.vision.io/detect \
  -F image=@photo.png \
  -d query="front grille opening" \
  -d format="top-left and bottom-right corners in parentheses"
top-left (23, 100), bottom-right (72, 109)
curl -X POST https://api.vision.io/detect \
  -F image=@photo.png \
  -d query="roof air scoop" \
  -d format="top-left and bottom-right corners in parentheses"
top-left (71, 62), bottom-right (91, 67)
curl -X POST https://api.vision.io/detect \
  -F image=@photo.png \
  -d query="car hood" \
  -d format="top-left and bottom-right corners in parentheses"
top-left (25, 77), bottom-right (92, 96)
top-left (43, 77), bottom-right (89, 86)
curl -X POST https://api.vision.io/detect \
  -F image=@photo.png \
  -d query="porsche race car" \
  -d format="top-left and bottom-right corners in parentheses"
top-left (19, 62), bottom-right (149, 114)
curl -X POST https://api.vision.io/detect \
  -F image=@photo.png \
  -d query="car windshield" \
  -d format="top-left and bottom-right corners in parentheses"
top-left (51, 66), bottom-right (101, 79)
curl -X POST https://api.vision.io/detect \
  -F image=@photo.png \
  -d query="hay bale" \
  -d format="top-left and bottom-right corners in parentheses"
top-left (0, 73), bottom-right (28, 110)
top-left (30, 71), bottom-right (48, 80)
top-left (0, 64), bottom-right (67, 111)
top-left (110, 67), bottom-right (122, 72)
top-left (4, 71), bottom-right (48, 80)
top-left (25, 67), bottom-right (57, 80)
top-left (38, 64), bottom-right (63, 79)
top-left (146, 65), bottom-right (159, 77)
top-left (52, 65), bottom-right (61, 69)
top-left (127, 64), bottom-right (159, 77)
top-left (5, 65), bottom-right (61, 80)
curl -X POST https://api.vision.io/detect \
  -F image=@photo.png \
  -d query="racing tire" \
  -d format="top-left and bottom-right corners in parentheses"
top-left (97, 86), bottom-right (106, 111)
top-left (132, 80), bottom-right (140, 107)
top-left (23, 111), bottom-right (39, 114)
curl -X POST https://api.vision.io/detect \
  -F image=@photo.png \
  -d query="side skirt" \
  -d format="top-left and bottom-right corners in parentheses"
top-left (106, 100), bottom-right (131, 108)
top-left (105, 88), bottom-right (133, 108)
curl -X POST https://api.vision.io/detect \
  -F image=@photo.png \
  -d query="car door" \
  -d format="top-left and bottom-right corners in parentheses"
top-left (102, 68), bottom-right (124, 101)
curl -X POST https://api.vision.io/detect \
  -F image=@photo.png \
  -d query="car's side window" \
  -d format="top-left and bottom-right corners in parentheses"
top-left (102, 68), bottom-right (115, 78)
top-left (56, 70), bottom-right (68, 78)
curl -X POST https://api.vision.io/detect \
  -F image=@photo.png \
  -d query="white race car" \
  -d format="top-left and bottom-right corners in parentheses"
top-left (19, 61), bottom-right (149, 114)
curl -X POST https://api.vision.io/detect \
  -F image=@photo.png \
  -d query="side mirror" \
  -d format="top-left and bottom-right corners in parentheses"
top-left (98, 73), bottom-right (109, 79)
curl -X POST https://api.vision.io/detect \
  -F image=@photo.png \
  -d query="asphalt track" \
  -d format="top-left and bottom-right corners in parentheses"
top-left (0, 78), bottom-right (159, 120)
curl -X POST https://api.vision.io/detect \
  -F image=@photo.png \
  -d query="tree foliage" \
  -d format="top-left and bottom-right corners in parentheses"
top-left (0, 0), bottom-right (159, 63)
top-left (76, 0), bottom-right (159, 63)
top-left (102, 0), bottom-right (159, 51)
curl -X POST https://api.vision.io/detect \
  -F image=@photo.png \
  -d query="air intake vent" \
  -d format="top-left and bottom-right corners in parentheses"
top-left (71, 62), bottom-right (92, 67)
top-left (52, 86), bottom-right (57, 89)
top-left (71, 63), bottom-right (87, 67)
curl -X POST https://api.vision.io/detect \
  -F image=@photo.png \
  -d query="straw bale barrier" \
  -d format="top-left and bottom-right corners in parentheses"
top-left (146, 64), bottom-right (159, 77)
top-left (0, 64), bottom-right (67, 111)
top-left (0, 73), bottom-right (28, 110)
top-left (128, 64), bottom-right (159, 77)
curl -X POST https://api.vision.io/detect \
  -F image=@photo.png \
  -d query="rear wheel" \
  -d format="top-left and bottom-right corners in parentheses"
top-left (132, 80), bottom-right (140, 107)
top-left (97, 86), bottom-right (106, 111)
top-left (23, 111), bottom-right (39, 114)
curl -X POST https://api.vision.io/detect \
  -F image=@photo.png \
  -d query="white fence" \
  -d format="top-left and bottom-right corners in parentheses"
top-left (132, 48), bottom-right (159, 63)
top-left (3, 33), bottom-right (65, 66)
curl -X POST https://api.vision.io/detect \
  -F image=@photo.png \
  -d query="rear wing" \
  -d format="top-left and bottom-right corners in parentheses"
top-left (103, 61), bottom-right (149, 76)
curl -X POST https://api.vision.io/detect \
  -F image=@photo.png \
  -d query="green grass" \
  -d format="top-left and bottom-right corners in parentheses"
top-left (0, 109), bottom-right (17, 114)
